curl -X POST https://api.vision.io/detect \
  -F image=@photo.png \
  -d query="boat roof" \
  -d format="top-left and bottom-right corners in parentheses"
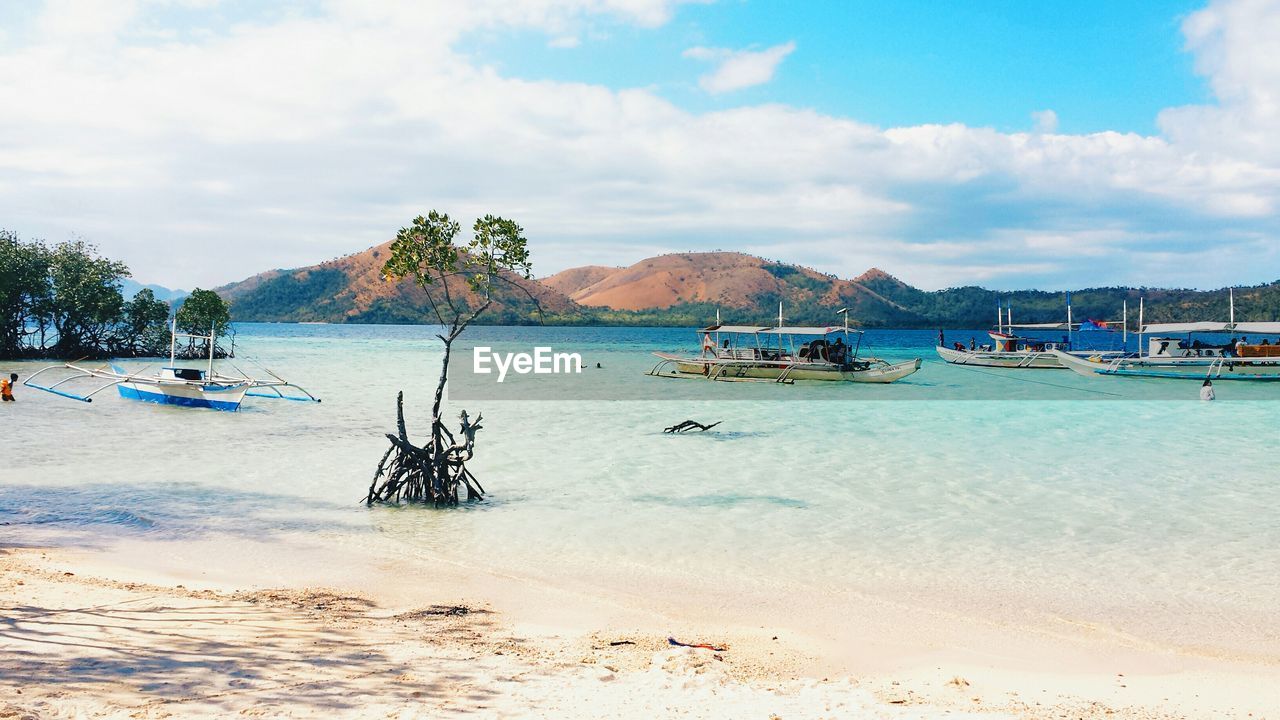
top-left (757, 326), bottom-right (845, 335)
top-left (1143, 321), bottom-right (1280, 334)
top-left (701, 324), bottom-right (770, 333)
top-left (1005, 322), bottom-right (1072, 330)
top-left (1233, 322), bottom-right (1280, 334)
top-left (701, 324), bottom-right (850, 335)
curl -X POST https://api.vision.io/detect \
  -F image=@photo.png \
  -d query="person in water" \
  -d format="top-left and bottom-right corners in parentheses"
top-left (1, 373), bottom-right (16, 402)
top-left (1200, 378), bottom-right (1215, 402)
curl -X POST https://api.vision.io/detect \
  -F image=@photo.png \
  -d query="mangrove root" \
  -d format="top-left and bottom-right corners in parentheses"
top-left (364, 391), bottom-right (485, 506)
top-left (664, 419), bottom-right (722, 433)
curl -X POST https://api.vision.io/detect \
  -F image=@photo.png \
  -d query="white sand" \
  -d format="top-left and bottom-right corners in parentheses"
top-left (4, 538), bottom-right (1278, 719)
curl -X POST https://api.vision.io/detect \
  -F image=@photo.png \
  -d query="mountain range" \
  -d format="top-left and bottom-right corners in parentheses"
top-left (215, 244), bottom-right (1280, 328)
top-left (121, 278), bottom-right (188, 304)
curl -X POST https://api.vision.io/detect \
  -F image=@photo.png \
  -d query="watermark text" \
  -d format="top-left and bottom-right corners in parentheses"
top-left (473, 346), bottom-right (583, 382)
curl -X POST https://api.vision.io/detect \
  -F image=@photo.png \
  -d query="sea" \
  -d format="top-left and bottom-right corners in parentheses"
top-left (3, 323), bottom-right (1278, 662)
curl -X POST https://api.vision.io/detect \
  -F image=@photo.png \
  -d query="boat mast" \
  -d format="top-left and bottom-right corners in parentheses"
top-left (837, 307), bottom-right (850, 359)
top-left (169, 317), bottom-right (177, 367)
top-left (715, 307), bottom-right (721, 354)
top-left (207, 322), bottom-right (216, 377)
top-left (1229, 287), bottom-right (1235, 329)
top-left (1123, 299), bottom-right (1128, 346)
top-left (1138, 297), bottom-right (1145, 358)
top-left (777, 301), bottom-right (784, 355)
top-left (1066, 291), bottom-right (1072, 346)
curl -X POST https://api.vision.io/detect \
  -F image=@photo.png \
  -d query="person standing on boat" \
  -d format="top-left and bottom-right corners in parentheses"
top-left (968, 337), bottom-right (976, 351)
top-left (1, 373), bottom-right (16, 402)
top-left (1200, 378), bottom-right (1215, 401)
top-left (937, 329), bottom-right (944, 347)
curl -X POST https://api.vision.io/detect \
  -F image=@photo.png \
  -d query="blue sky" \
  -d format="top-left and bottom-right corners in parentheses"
top-left (1, 0), bottom-right (1278, 291)
top-left (464, 0), bottom-right (1210, 135)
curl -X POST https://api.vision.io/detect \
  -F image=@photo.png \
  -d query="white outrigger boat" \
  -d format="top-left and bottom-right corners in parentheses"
top-left (648, 309), bottom-right (921, 384)
top-left (1052, 292), bottom-right (1280, 381)
top-left (936, 297), bottom-right (1127, 369)
top-left (24, 321), bottom-right (320, 410)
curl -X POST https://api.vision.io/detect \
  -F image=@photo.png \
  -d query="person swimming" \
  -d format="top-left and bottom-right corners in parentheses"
top-left (1, 373), bottom-right (16, 402)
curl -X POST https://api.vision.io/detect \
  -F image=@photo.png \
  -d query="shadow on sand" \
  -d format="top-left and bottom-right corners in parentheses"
top-left (0, 581), bottom-right (521, 716)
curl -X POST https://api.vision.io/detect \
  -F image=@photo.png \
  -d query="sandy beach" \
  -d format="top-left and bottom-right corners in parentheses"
top-left (8, 0), bottom-right (1280, 716)
top-left (3, 536), bottom-right (1276, 719)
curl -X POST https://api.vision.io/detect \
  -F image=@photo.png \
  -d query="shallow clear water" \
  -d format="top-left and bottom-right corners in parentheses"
top-left (4, 324), bottom-right (1278, 659)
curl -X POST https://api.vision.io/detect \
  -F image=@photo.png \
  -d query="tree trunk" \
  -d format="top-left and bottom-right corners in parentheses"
top-left (364, 326), bottom-right (485, 507)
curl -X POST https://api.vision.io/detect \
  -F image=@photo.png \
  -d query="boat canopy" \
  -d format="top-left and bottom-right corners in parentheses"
top-left (1141, 321), bottom-right (1280, 335)
top-left (1232, 322), bottom-right (1280, 334)
top-left (701, 325), bottom-right (851, 336)
top-left (756, 326), bottom-right (844, 336)
top-left (1006, 322), bottom-right (1073, 330)
top-left (701, 324), bottom-right (770, 333)
top-left (1142, 321), bottom-right (1232, 334)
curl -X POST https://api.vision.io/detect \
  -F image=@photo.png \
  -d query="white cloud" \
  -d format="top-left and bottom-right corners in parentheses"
top-left (1031, 109), bottom-right (1058, 133)
top-left (549, 34), bottom-right (581, 48)
top-left (683, 41), bottom-right (796, 94)
top-left (0, 0), bottom-right (1278, 291)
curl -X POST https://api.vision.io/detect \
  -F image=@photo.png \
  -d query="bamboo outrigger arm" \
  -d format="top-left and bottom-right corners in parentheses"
top-left (242, 384), bottom-right (322, 402)
top-left (224, 360), bottom-right (322, 403)
top-left (22, 362), bottom-right (128, 403)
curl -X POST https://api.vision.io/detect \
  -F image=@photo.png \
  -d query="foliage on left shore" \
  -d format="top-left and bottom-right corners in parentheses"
top-left (1, 230), bottom-right (230, 360)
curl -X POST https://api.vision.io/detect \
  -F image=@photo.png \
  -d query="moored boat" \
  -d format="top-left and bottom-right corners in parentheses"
top-left (1052, 291), bottom-right (1280, 381)
top-left (1052, 332), bottom-right (1280, 381)
top-left (648, 310), bottom-right (921, 384)
top-left (936, 296), bottom-right (1127, 369)
top-left (24, 321), bottom-right (320, 410)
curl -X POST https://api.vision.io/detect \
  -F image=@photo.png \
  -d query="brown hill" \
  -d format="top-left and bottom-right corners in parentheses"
top-left (854, 267), bottom-right (903, 286)
top-left (212, 244), bottom-right (1280, 328)
top-left (540, 265), bottom-right (620, 297)
top-left (217, 241), bottom-right (580, 324)
top-left (568, 252), bottom-right (804, 310)
top-left (559, 252), bottom-right (922, 325)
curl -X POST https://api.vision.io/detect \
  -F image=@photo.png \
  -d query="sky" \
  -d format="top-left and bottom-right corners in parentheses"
top-left (1, 0), bottom-right (1278, 291)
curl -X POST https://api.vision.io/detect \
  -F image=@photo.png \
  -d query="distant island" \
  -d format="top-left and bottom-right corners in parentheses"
top-left (215, 245), bottom-right (1280, 329)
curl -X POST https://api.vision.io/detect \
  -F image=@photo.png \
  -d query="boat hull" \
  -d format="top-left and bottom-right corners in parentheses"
top-left (1050, 349), bottom-right (1280, 381)
top-left (935, 346), bottom-right (1064, 369)
top-left (118, 381), bottom-right (249, 411)
top-left (663, 356), bottom-right (922, 383)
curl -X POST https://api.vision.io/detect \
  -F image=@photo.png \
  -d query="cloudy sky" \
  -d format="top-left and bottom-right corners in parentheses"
top-left (1, 0), bottom-right (1278, 291)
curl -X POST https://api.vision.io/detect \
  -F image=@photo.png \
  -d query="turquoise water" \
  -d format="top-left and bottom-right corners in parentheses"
top-left (4, 323), bottom-right (1278, 659)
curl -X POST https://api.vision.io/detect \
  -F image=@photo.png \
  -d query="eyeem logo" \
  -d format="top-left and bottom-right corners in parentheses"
top-left (473, 347), bottom-right (583, 382)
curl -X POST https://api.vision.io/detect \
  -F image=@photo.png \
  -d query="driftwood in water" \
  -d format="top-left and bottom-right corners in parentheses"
top-left (664, 419), bottom-right (722, 433)
top-left (364, 391), bottom-right (485, 506)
